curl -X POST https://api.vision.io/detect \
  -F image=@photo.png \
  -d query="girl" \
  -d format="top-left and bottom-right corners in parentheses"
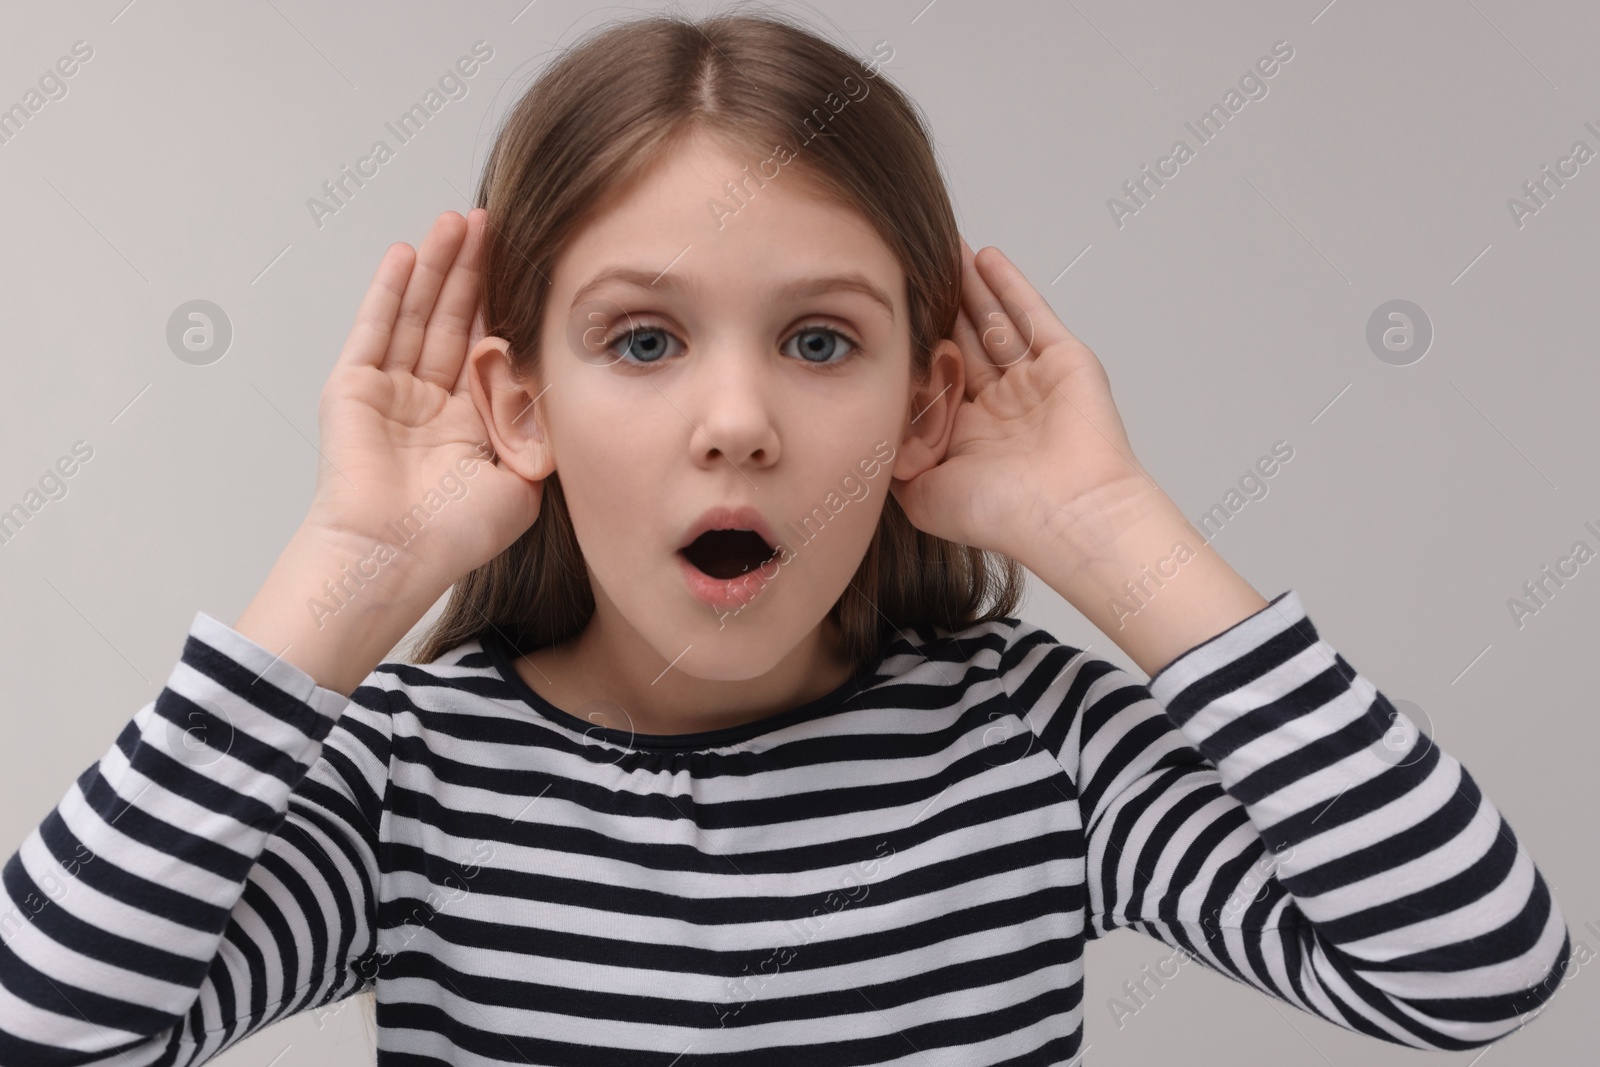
top-left (0, 10), bottom-right (1569, 1065)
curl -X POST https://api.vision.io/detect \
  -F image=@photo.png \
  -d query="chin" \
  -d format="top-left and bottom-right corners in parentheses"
top-left (657, 617), bottom-right (800, 683)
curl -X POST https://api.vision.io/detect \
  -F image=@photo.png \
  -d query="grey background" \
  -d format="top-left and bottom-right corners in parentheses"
top-left (2, 0), bottom-right (1596, 1063)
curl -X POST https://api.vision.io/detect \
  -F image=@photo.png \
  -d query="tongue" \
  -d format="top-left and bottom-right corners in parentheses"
top-left (685, 529), bottom-right (773, 580)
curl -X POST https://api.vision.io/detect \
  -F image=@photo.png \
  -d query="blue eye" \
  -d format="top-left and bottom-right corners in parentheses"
top-left (783, 325), bottom-right (858, 365)
top-left (607, 326), bottom-right (677, 364)
top-left (602, 322), bottom-right (861, 367)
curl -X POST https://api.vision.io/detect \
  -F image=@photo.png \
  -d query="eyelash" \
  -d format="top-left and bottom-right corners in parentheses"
top-left (599, 319), bottom-right (864, 369)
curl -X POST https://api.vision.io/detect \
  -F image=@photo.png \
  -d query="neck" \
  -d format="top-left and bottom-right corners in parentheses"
top-left (516, 599), bottom-right (858, 737)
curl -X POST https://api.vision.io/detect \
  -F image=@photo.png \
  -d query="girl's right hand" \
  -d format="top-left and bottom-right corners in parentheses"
top-left (302, 209), bottom-right (544, 598)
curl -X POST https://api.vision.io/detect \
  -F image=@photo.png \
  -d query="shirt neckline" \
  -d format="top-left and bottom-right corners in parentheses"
top-left (480, 626), bottom-right (899, 753)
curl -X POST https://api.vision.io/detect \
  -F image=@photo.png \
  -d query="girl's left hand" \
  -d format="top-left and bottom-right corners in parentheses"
top-left (889, 240), bottom-right (1172, 565)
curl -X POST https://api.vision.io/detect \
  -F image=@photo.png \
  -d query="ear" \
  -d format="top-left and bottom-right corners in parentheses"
top-left (892, 337), bottom-right (964, 480)
top-left (467, 335), bottom-right (555, 482)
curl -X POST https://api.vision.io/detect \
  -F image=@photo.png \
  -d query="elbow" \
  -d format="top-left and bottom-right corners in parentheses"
top-left (1377, 912), bottom-right (1577, 1052)
top-left (1441, 923), bottom-right (1579, 1051)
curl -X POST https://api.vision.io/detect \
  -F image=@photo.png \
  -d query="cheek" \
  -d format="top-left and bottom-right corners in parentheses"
top-left (795, 449), bottom-right (890, 558)
top-left (547, 400), bottom-right (664, 561)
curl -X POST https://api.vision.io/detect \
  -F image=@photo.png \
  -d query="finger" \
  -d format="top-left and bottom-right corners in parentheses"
top-left (969, 246), bottom-right (1080, 362)
top-left (959, 244), bottom-right (1035, 371)
top-left (382, 211), bottom-right (470, 375)
top-left (415, 208), bottom-right (488, 391)
top-left (453, 302), bottom-right (488, 399)
top-left (951, 303), bottom-right (999, 401)
top-left (334, 242), bottom-right (416, 372)
top-left (951, 238), bottom-right (1005, 395)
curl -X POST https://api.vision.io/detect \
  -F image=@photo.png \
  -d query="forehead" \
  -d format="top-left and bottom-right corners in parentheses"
top-left (548, 129), bottom-right (906, 314)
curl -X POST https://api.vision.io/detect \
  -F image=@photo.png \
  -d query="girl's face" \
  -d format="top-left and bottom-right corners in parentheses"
top-left (485, 129), bottom-right (957, 685)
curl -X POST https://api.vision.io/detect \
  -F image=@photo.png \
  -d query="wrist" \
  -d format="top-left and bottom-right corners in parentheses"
top-left (1020, 482), bottom-right (1183, 591)
top-left (233, 522), bottom-right (450, 696)
top-left (1022, 492), bottom-right (1268, 678)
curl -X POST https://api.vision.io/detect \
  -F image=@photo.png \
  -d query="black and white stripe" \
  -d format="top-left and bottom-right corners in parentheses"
top-left (0, 589), bottom-right (1570, 1064)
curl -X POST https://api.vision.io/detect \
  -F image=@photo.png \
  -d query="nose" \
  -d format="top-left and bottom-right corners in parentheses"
top-left (683, 342), bottom-right (781, 472)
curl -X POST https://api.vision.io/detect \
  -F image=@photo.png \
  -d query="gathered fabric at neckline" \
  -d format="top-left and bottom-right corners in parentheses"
top-left (478, 627), bottom-right (901, 753)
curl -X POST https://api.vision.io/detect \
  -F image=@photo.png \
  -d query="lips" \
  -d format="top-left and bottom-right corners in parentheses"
top-left (677, 506), bottom-right (780, 583)
top-left (677, 506), bottom-right (780, 556)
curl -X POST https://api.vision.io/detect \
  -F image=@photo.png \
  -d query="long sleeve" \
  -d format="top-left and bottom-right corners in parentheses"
top-left (1000, 588), bottom-right (1570, 1051)
top-left (0, 610), bottom-right (393, 1066)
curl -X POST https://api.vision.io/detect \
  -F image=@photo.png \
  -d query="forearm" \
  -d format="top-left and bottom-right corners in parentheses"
top-left (1088, 590), bottom-right (1570, 1048)
top-left (1020, 489), bottom-right (1268, 678)
top-left (0, 609), bottom-right (382, 1062)
top-left (234, 521), bottom-right (450, 697)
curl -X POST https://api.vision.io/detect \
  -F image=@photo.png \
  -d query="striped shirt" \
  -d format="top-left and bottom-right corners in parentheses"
top-left (0, 589), bottom-right (1570, 1065)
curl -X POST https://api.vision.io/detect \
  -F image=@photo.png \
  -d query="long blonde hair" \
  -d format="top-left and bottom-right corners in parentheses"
top-left (355, 4), bottom-right (1024, 1048)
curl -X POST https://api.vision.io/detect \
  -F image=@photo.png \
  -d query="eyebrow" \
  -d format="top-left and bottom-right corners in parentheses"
top-left (569, 266), bottom-right (897, 320)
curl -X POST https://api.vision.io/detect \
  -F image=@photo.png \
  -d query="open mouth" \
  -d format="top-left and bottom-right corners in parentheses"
top-left (678, 528), bottom-right (778, 581)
